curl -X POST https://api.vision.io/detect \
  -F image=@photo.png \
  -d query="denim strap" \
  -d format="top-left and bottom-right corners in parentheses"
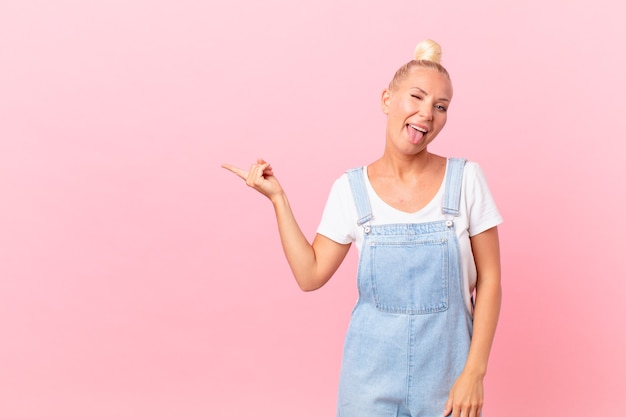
top-left (442, 158), bottom-right (467, 216)
top-left (346, 167), bottom-right (373, 226)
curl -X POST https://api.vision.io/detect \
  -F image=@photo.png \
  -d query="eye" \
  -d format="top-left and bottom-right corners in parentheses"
top-left (435, 104), bottom-right (447, 112)
top-left (411, 94), bottom-right (422, 100)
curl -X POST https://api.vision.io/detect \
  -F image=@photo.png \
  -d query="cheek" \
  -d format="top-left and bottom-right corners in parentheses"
top-left (389, 104), bottom-right (408, 122)
top-left (436, 114), bottom-right (448, 129)
top-left (401, 100), bottom-right (416, 113)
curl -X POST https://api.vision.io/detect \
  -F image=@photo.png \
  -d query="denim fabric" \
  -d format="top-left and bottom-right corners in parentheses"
top-left (337, 159), bottom-right (473, 417)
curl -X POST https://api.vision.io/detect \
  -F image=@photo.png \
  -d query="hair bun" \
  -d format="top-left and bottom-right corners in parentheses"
top-left (414, 39), bottom-right (442, 64)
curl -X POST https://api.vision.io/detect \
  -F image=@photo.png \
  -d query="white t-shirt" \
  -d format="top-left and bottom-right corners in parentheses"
top-left (316, 160), bottom-right (503, 314)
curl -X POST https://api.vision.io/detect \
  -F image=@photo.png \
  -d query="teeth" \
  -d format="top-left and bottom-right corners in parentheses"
top-left (409, 124), bottom-right (427, 133)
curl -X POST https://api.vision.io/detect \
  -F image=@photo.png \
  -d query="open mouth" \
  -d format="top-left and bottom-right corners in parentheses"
top-left (408, 124), bottom-right (428, 134)
top-left (407, 124), bottom-right (428, 144)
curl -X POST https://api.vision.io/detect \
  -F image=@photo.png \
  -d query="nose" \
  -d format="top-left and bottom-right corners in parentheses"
top-left (419, 102), bottom-right (432, 121)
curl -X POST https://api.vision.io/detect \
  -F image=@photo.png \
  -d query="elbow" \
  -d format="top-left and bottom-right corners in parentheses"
top-left (297, 281), bottom-right (324, 292)
top-left (294, 274), bottom-right (327, 292)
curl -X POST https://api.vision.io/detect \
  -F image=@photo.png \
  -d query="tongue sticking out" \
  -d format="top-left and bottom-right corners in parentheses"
top-left (407, 125), bottom-right (424, 144)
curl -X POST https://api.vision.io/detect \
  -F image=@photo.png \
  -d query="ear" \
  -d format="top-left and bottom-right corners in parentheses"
top-left (381, 89), bottom-right (392, 114)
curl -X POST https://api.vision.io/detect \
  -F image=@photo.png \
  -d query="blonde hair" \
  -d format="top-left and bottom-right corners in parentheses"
top-left (388, 39), bottom-right (450, 90)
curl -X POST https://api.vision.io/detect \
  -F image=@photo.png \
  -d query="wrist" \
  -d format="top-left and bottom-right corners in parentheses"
top-left (462, 365), bottom-right (487, 379)
top-left (270, 191), bottom-right (288, 206)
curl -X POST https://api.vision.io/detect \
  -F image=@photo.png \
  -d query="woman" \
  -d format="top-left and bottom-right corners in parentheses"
top-left (223, 39), bottom-right (502, 417)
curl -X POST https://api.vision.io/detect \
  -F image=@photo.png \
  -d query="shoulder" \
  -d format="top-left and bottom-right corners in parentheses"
top-left (325, 170), bottom-right (357, 202)
top-left (452, 158), bottom-right (496, 197)
top-left (338, 165), bottom-right (371, 185)
top-left (457, 159), bottom-right (503, 233)
top-left (445, 158), bottom-right (484, 181)
top-left (460, 160), bottom-right (492, 185)
top-left (462, 160), bottom-right (481, 176)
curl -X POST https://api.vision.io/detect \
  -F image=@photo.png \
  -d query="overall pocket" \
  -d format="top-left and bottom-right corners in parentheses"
top-left (370, 237), bottom-right (449, 315)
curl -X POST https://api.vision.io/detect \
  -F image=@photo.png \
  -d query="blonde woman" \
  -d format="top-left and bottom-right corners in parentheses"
top-left (223, 39), bottom-right (502, 417)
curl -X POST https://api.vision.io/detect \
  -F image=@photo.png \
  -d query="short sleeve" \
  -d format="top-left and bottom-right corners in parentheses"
top-left (464, 162), bottom-right (503, 237)
top-left (316, 174), bottom-right (358, 245)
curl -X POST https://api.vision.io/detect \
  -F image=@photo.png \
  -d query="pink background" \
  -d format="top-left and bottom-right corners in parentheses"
top-left (1, 0), bottom-right (625, 415)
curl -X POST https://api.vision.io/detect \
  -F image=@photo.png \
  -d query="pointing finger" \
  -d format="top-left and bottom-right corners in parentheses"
top-left (221, 164), bottom-right (249, 180)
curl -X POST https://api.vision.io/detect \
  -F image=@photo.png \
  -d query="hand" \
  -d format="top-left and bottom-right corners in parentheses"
top-left (221, 158), bottom-right (284, 202)
top-left (443, 371), bottom-right (484, 417)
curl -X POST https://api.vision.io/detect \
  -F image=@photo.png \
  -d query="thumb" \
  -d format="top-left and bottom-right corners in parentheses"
top-left (443, 395), bottom-right (453, 416)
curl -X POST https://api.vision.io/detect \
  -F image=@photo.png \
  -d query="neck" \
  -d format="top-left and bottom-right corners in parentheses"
top-left (377, 148), bottom-right (433, 178)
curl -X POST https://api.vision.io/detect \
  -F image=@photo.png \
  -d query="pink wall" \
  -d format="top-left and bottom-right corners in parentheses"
top-left (1, 0), bottom-right (625, 415)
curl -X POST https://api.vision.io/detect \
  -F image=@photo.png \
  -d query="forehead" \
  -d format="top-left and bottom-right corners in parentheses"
top-left (398, 68), bottom-right (453, 98)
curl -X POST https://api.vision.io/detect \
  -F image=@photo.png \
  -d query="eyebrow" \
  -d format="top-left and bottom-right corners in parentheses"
top-left (411, 87), bottom-right (450, 102)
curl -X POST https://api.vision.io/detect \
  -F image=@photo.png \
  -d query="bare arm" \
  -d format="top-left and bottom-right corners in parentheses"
top-left (444, 226), bottom-right (502, 417)
top-left (222, 159), bottom-right (351, 291)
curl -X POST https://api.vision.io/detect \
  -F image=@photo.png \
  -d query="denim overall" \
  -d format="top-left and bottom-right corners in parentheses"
top-left (337, 158), bottom-right (472, 417)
